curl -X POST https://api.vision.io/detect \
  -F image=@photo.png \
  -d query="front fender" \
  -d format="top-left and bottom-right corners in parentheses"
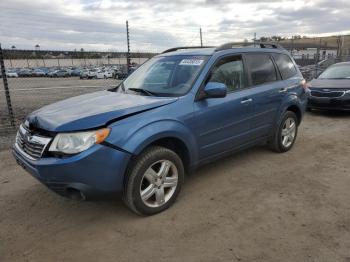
top-left (106, 119), bottom-right (198, 165)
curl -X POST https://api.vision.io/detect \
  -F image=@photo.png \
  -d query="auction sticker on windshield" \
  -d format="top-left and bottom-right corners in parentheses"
top-left (179, 59), bottom-right (204, 66)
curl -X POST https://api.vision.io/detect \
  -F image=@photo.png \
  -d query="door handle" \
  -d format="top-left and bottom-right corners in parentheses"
top-left (279, 88), bottom-right (288, 93)
top-left (241, 98), bottom-right (253, 104)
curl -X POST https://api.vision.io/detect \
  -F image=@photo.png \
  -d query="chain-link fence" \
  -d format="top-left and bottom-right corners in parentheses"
top-left (0, 46), bottom-right (156, 149)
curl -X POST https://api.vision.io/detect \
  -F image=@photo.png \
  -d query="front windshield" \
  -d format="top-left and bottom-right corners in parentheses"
top-left (318, 64), bottom-right (350, 79)
top-left (121, 55), bottom-right (209, 96)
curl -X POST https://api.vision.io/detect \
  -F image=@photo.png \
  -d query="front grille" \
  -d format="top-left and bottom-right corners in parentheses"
top-left (310, 90), bottom-right (344, 98)
top-left (16, 125), bottom-right (52, 160)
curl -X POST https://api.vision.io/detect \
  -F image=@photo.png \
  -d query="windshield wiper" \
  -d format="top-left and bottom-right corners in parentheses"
top-left (128, 88), bottom-right (157, 96)
top-left (108, 82), bottom-right (125, 92)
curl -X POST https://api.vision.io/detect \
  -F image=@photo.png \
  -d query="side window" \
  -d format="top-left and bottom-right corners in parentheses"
top-left (245, 54), bottom-right (277, 86)
top-left (273, 53), bottom-right (298, 79)
top-left (208, 56), bottom-right (246, 92)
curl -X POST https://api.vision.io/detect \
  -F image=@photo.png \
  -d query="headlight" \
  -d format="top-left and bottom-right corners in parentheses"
top-left (49, 128), bottom-right (110, 154)
top-left (345, 89), bottom-right (350, 94)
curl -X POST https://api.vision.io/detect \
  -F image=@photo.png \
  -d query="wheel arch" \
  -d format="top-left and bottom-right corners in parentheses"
top-left (286, 104), bottom-right (302, 125)
top-left (143, 137), bottom-right (191, 173)
top-left (116, 120), bottom-right (198, 174)
top-left (279, 93), bottom-right (304, 125)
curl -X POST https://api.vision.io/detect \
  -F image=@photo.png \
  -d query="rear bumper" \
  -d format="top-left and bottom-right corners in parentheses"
top-left (308, 96), bottom-right (350, 111)
top-left (12, 143), bottom-right (132, 199)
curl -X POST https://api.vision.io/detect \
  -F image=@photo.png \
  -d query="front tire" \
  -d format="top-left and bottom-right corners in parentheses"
top-left (123, 146), bottom-right (184, 216)
top-left (269, 111), bottom-right (298, 153)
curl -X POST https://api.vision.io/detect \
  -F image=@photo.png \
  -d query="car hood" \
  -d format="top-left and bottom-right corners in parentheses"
top-left (309, 79), bottom-right (350, 89)
top-left (26, 91), bottom-right (178, 132)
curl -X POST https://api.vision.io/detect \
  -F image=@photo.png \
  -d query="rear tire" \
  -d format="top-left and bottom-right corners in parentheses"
top-left (123, 146), bottom-right (184, 216)
top-left (269, 111), bottom-right (298, 153)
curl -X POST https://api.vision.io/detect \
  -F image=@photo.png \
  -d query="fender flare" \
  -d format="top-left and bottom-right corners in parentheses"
top-left (272, 94), bottom-right (303, 135)
top-left (118, 119), bottom-right (198, 165)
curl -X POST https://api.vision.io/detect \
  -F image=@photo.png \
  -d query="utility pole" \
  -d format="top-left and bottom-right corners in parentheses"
top-left (339, 35), bottom-right (344, 57)
top-left (336, 35), bottom-right (341, 57)
top-left (314, 37), bottom-right (321, 77)
top-left (253, 32), bottom-right (256, 47)
top-left (126, 20), bottom-right (131, 75)
top-left (200, 28), bottom-right (203, 47)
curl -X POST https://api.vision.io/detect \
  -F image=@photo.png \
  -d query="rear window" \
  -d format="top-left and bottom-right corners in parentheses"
top-left (273, 53), bottom-right (297, 79)
top-left (245, 54), bottom-right (277, 86)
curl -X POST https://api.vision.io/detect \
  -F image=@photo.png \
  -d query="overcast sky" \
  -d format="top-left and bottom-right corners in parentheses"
top-left (0, 0), bottom-right (349, 52)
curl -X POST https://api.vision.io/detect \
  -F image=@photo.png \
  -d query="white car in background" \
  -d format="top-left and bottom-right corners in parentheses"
top-left (87, 69), bottom-right (98, 79)
top-left (6, 70), bottom-right (19, 78)
top-left (95, 70), bottom-right (113, 79)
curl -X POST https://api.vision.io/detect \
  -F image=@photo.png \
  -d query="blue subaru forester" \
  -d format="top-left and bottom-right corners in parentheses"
top-left (13, 43), bottom-right (308, 215)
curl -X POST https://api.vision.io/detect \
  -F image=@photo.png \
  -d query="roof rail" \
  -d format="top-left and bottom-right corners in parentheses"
top-left (215, 42), bottom-right (284, 51)
top-left (259, 42), bottom-right (283, 49)
top-left (162, 46), bottom-right (214, 54)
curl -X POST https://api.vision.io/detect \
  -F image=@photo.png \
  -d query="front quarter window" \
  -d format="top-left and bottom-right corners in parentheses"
top-left (121, 55), bottom-right (209, 96)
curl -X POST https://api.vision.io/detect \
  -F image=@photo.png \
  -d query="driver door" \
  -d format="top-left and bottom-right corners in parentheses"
top-left (192, 55), bottom-right (255, 161)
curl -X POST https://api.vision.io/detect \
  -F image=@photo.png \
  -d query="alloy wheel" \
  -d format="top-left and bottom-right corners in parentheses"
top-left (281, 117), bottom-right (296, 148)
top-left (140, 160), bottom-right (178, 208)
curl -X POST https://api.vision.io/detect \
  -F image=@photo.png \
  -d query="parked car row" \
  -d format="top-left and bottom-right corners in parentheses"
top-left (1, 64), bottom-right (135, 80)
top-left (79, 68), bottom-right (115, 79)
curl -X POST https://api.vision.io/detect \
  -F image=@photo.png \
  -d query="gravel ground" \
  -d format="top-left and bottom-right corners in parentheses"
top-left (0, 111), bottom-right (349, 262)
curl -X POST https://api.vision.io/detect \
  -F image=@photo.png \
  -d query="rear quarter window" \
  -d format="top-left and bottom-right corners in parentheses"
top-left (245, 53), bottom-right (277, 86)
top-left (273, 53), bottom-right (298, 80)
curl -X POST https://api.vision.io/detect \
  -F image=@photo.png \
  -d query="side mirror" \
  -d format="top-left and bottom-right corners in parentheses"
top-left (204, 82), bottom-right (227, 99)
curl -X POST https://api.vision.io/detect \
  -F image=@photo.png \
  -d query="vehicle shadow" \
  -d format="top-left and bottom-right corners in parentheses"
top-left (184, 145), bottom-right (270, 189)
top-left (308, 109), bottom-right (350, 118)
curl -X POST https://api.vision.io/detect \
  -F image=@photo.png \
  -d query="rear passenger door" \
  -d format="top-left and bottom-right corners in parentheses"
top-left (243, 53), bottom-right (286, 139)
top-left (272, 52), bottom-right (302, 98)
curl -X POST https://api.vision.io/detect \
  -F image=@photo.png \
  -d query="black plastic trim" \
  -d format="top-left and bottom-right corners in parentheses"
top-left (101, 141), bottom-right (133, 155)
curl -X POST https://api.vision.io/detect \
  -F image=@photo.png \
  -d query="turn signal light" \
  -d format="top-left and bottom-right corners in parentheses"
top-left (95, 128), bottom-right (111, 144)
top-left (301, 79), bottom-right (309, 90)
